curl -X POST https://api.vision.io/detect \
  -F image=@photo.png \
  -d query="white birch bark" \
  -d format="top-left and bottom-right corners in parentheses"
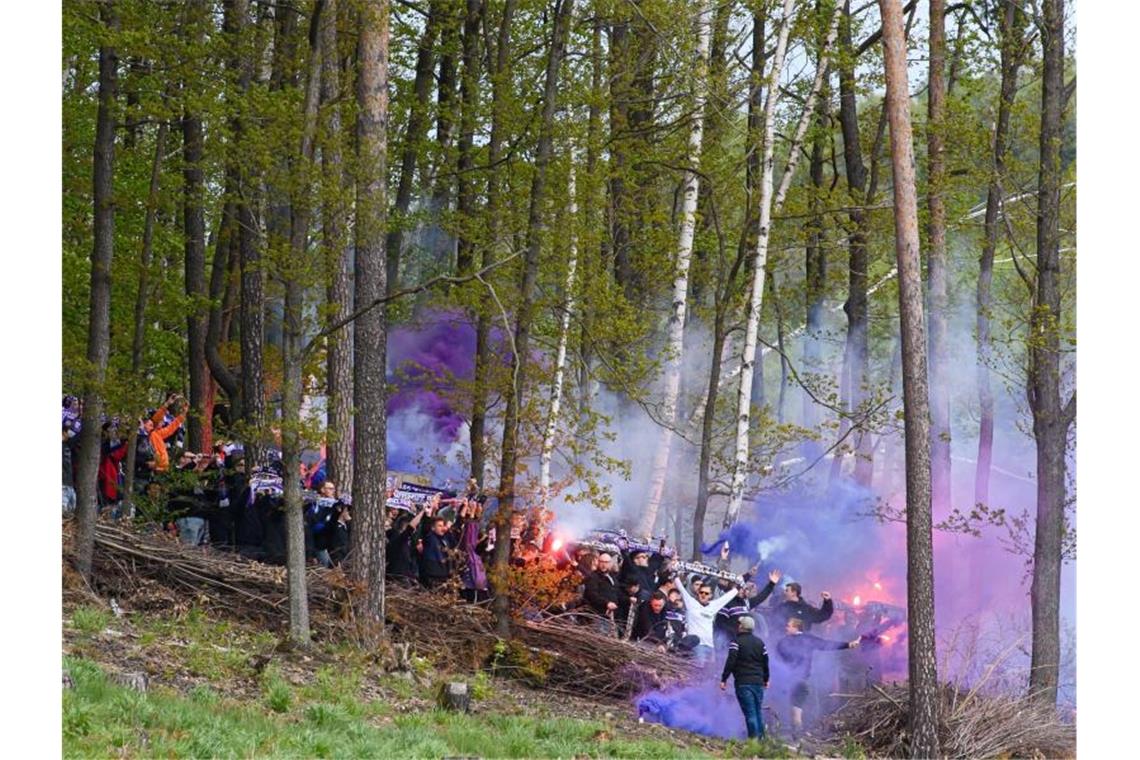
top-left (723, 0), bottom-right (842, 529)
top-left (637, 0), bottom-right (714, 538)
top-left (538, 163), bottom-right (579, 498)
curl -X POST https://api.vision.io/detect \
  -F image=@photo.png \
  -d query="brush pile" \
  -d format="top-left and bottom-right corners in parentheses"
top-left (828, 682), bottom-right (1075, 758)
top-left (74, 522), bottom-right (692, 701)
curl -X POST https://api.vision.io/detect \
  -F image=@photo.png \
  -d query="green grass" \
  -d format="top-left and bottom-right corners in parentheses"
top-left (69, 605), bottom-right (112, 635)
top-left (63, 656), bottom-right (718, 759)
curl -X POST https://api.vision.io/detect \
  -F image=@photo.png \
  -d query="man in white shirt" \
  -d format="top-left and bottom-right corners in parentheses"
top-left (674, 575), bottom-right (739, 661)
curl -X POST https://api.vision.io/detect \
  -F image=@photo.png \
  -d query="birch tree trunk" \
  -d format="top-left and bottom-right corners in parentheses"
top-left (351, 0), bottom-right (391, 626)
top-left (538, 164), bottom-right (579, 499)
top-left (724, 0), bottom-right (841, 529)
top-left (927, 0), bottom-right (952, 513)
top-left (638, 0), bottom-right (713, 539)
top-left (492, 0), bottom-right (575, 637)
top-left (880, 0), bottom-right (940, 752)
top-left (75, 1), bottom-right (119, 581)
top-left (321, 0), bottom-right (354, 498)
top-left (976, 0), bottom-right (1024, 507)
top-left (1028, 0), bottom-right (1074, 707)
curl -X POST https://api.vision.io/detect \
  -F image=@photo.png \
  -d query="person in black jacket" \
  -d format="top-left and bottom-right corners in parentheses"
top-left (775, 617), bottom-right (860, 736)
top-left (619, 550), bottom-right (660, 603)
top-left (583, 552), bottom-right (622, 635)
top-left (716, 568), bottom-right (783, 642)
top-left (328, 503), bottom-right (351, 566)
top-left (719, 616), bottom-right (771, 739)
top-left (419, 516), bottom-right (455, 588)
top-left (770, 581), bottom-right (833, 632)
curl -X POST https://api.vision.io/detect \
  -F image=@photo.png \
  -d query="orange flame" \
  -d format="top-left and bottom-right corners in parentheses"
top-left (853, 595), bottom-right (862, 606)
top-left (551, 538), bottom-right (564, 552)
top-left (873, 582), bottom-right (882, 590)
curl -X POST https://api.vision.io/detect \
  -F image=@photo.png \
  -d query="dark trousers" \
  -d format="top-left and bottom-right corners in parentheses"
top-left (734, 683), bottom-right (766, 739)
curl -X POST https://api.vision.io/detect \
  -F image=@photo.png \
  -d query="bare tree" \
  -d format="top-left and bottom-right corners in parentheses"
top-left (880, 0), bottom-right (940, 753)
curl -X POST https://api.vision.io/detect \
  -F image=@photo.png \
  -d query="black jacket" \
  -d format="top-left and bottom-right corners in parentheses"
top-left (775, 632), bottom-right (851, 681)
top-left (721, 632), bottom-right (770, 686)
top-left (584, 570), bottom-right (621, 614)
top-left (771, 596), bottom-right (833, 632)
top-left (619, 559), bottom-right (662, 602)
top-left (328, 521), bottom-right (351, 565)
top-left (386, 516), bottom-right (420, 580)
top-left (420, 530), bottom-right (454, 580)
top-left (632, 604), bottom-right (684, 645)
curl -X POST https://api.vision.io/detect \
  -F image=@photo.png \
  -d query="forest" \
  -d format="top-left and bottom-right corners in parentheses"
top-left (61, 0), bottom-right (1075, 755)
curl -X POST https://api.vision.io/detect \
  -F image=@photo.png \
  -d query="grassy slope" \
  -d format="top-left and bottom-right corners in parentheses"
top-left (62, 603), bottom-right (797, 759)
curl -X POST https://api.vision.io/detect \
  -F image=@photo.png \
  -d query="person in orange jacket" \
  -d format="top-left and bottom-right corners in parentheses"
top-left (144, 393), bottom-right (186, 473)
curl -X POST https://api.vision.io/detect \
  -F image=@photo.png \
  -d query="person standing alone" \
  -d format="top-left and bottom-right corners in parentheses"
top-left (719, 616), bottom-right (770, 740)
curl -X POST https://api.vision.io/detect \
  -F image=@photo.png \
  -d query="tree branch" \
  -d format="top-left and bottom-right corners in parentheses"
top-left (301, 251), bottom-right (522, 360)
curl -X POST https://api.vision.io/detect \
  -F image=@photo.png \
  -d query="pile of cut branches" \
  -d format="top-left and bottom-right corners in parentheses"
top-left (828, 682), bottom-right (1075, 758)
top-left (73, 522), bottom-right (691, 700)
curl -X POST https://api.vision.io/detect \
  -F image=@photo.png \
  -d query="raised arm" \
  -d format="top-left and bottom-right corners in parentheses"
top-left (707, 586), bottom-right (740, 614)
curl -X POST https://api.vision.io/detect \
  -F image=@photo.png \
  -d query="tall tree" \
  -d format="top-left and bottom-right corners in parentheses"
top-left (279, 0), bottom-right (326, 646)
top-left (237, 0), bottom-right (267, 469)
top-left (975, 0), bottom-right (1026, 506)
top-left (454, 0), bottom-right (483, 275)
top-left (1028, 0), bottom-right (1075, 706)
top-left (639, 0), bottom-right (713, 538)
top-left (724, 0), bottom-right (841, 529)
top-left (492, 0), bottom-right (575, 636)
top-left (351, 0), bottom-right (391, 626)
top-left (469, 0), bottom-right (516, 487)
top-left (182, 0), bottom-right (211, 452)
top-left (387, 0), bottom-right (442, 292)
top-left (75, 1), bottom-right (120, 581)
top-left (321, 0), bottom-right (354, 497)
top-left (880, 0), bottom-right (940, 753)
top-left (927, 0), bottom-right (952, 512)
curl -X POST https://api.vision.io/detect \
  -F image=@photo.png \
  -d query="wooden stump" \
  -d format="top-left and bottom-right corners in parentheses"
top-left (439, 681), bottom-right (470, 713)
top-left (114, 671), bottom-right (148, 693)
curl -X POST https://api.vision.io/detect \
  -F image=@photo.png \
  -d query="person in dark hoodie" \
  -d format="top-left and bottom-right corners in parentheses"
top-left (720, 616), bottom-right (771, 740)
top-left (769, 581), bottom-right (833, 632)
top-left (775, 617), bottom-right (861, 737)
top-left (419, 516), bottom-right (455, 589)
top-left (386, 501), bottom-right (430, 583)
top-left (619, 550), bottom-right (661, 603)
top-left (327, 502), bottom-right (352, 566)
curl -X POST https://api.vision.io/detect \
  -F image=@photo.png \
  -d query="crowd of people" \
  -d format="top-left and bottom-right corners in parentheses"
top-left (63, 393), bottom-right (892, 741)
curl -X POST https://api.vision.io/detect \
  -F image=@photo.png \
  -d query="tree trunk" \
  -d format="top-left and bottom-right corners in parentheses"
top-left (279, 0), bottom-right (325, 647)
top-left (639, 0), bottom-right (713, 538)
top-left (538, 164), bottom-right (579, 498)
top-left (927, 0), bottom-right (951, 513)
top-left (75, 2), bottom-right (119, 581)
top-left (235, 0), bottom-right (267, 469)
top-left (492, 0), bottom-right (575, 637)
top-left (1028, 0), bottom-right (1073, 707)
top-left (183, 0), bottom-right (210, 453)
top-left (320, 0), bottom-right (354, 498)
top-left (386, 0), bottom-right (442, 292)
top-left (802, 81), bottom-right (828, 448)
top-left (123, 94), bottom-right (172, 514)
top-left (879, 1), bottom-right (940, 753)
top-left (469, 0), bottom-right (516, 487)
top-left (454, 0), bottom-right (483, 276)
top-left (976, 0), bottom-right (1024, 507)
top-left (725, 0), bottom-right (841, 528)
top-left (351, 0), bottom-right (391, 626)
top-left (836, 0), bottom-right (872, 488)
top-left (205, 202), bottom-right (242, 414)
